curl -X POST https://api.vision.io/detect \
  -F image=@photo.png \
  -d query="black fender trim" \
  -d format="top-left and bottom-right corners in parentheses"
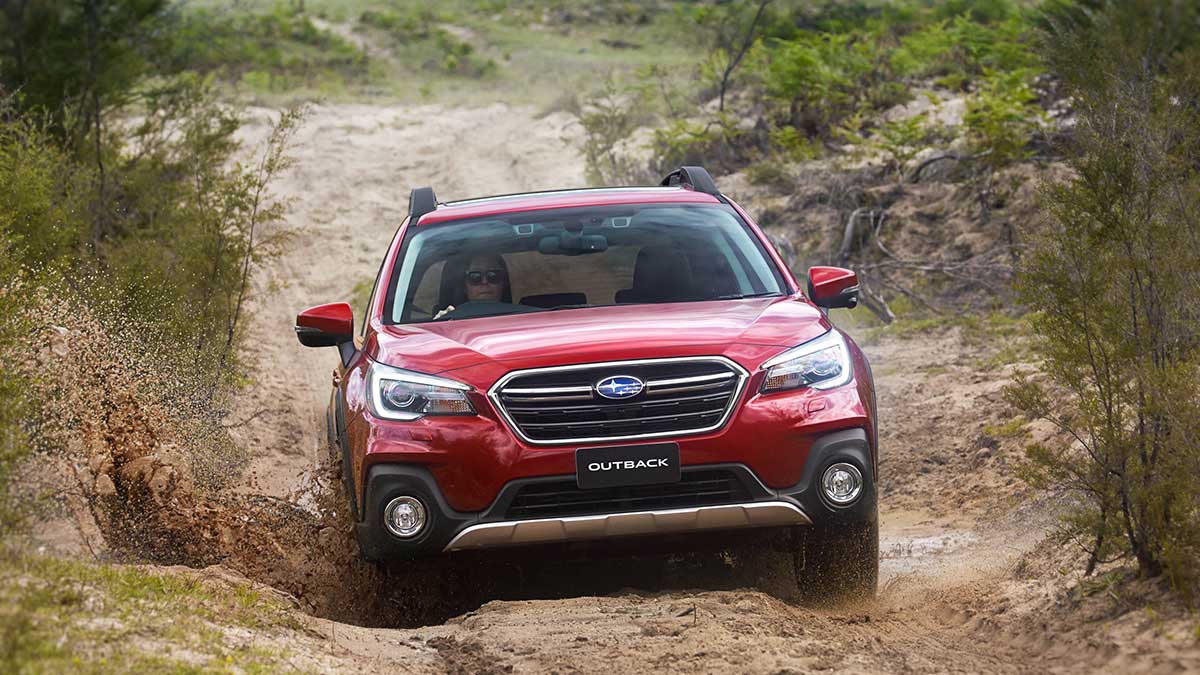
top-left (356, 464), bottom-right (473, 560)
top-left (776, 427), bottom-right (877, 526)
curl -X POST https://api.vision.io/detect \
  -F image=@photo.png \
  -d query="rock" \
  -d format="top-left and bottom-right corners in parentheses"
top-left (317, 526), bottom-right (338, 550)
top-left (119, 456), bottom-right (157, 484)
top-left (49, 325), bottom-right (71, 357)
top-left (148, 465), bottom-right (176, 501)
top-left (94, 474), bottom-right (118, 499)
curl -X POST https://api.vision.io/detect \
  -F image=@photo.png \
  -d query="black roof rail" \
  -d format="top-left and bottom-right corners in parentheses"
top-left (659, 166), bottom-right (721, 198)
top-left (408, 187), bottom-right (438, 222)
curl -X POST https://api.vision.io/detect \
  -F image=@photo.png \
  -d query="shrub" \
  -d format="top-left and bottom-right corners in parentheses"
top-left (871, 113), bottom-right (934, 179)
top-left (0, 238), bottom-right (33, 533)
top-left (729, 0), bottom-right (1043, 169)
top-left (963, 68), bottom-right (1044, 171)
top-left (1007, 0), bottom-right (1200, 593)
top-left (0, 3), bottom-right (305, 521)
top-left (577, 78), bottom-right (653, 186)
top-left (358, 8), bottom-right (497, 78)
top-left (745, 158), bottom-right (795, 189)
top-left (758, 32), bottom-right (875, 136)
top-left (768, 125), bottom-right (817, 163)
top-left (167, 5), bottom-right (368, 90)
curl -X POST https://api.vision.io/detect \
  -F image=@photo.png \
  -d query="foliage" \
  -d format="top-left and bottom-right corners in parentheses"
top-left (767, 124), bottom-right (817, 163)
top-left (0, 238), bottom-right (32, 535)
top-left (0, 0), bottom-right (168, 147)
top-left (649, 115), bottom-right (745, 175)
top-left (0, 550), bottom-right (303, 671)
top-left (358, 7), bottom-right (498, 78)
top-left (0, 1), bottom-right (302, 526)
top-left (168, 4), bottom-right (368, 92)
top-left (891, 13), bottom-right (1040, 88)
top-left (0, 114), bottom-right (91, 266)
top-left (685, 0), bottom-right (774, 110)
top-left (1007, 0), bottom-right (1200, 593)
top-left (0, 108), bottom-right (91, 533)
top-left (745, 158), bottom-right (795, 189)
top-left (577, 78), bottom-right (653, 186)
top-left (725, 0), bottom-right (1045, 168)
top-left (963, 68), bottom-right (1044, 171)
top-left (756, 31), bottom-right (878, 138)
top-left (870, 113), bottom-right (935, 179)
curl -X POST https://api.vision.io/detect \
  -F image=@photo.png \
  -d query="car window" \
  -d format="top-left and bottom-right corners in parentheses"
top-left (406, 260), bottom-right (444, 322)
top-left (383, 203), bottom-right (785, 324)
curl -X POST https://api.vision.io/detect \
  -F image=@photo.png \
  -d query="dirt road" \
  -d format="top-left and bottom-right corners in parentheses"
top-left (219, 104), bottom-right (1196, 674)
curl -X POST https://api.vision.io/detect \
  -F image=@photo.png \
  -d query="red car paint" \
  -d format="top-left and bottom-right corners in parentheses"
top-left (300, 186), bottom-right (875, 523)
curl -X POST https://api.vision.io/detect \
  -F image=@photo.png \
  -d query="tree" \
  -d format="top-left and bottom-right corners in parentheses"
top-left (691, 0), bottom-right (773, 111)
top-left (0, 0), bottom-right (168, 246)
top-left (1008, 0), bottom-right (1200, 590)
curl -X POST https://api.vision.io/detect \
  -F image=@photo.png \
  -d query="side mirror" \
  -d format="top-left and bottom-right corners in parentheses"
top-left (296, 302), bottom-right (357, 366)
top-left (296, 302), bottom-right (354, 348)
top-left (807, 266), bottom-right (859, 309)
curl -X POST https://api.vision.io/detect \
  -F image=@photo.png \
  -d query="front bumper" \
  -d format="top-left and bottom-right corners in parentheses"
top-left (355, 428), bottom-right (875, 559)
top-left (445, 501), bottom-right (810, 551)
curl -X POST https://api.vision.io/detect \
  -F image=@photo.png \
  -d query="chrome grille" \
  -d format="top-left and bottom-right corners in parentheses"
top-left (490, 357), bottom-right (747, 444)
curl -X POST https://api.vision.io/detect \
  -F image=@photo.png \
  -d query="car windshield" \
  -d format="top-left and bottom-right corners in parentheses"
top-left (383, 203), bottom-right (786, 324)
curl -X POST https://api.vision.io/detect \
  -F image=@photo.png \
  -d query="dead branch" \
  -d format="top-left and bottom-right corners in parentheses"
top-left (908, 149), bottom-right (992, 183)
top-left (837, 207), bottom-right (875, 264)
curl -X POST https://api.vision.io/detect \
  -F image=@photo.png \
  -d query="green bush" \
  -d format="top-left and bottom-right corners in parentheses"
top-left (729, 0), bottom-right (1043, 167)
top-left (872, 113), bottom-right (935, 178)
top-left (745, 158), bottom-right (795, 189)
top-left (963, 68), bottom-right (1044, 170)
top-left (0, 0), bottom-right (305, 524)
top-left (358, 8), bottom-right (497, 78)
top-left (768, 125), bottom-right (817, 163)
top-left (0, 240), bottom-right (32, 534)
top-left (891, 14), bottom-right (1039, 87)
top-left (577, 78), bottom-right (653, 186)
top-left (1008, 0), bottom-right (1200, 594)
top-left (167, 5), bottom-right (368, 90)
top-left (758, 32), bottom-right (876, 135)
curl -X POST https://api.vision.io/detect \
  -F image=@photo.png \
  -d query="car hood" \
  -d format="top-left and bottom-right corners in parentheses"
top-left (370, 297), bottom-right (831, 376)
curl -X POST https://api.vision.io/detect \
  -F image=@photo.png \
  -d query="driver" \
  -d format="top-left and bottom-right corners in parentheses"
top-left (464, 254), bottom-right (509, 302)
top-left (434, 254), bottom-right (509, 319)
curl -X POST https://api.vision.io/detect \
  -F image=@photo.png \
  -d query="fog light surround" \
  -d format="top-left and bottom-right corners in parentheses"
top-left (383, 496), bottom-right (428, 538)
top-left (821, 462), bottom-right (863, 506)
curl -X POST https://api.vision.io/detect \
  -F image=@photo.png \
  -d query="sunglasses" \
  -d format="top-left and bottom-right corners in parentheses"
top-left (465, 268), bottom-right (506, 286)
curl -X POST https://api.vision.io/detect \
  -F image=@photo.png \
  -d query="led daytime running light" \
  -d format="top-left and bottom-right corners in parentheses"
top-left (369, 362), bottom-right (474, 421)
top-left (760, 330), bottom-right (853, 393)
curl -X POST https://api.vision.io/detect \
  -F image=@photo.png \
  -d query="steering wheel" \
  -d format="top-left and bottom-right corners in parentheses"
top-left (433, 301), bottom-right (541, 321)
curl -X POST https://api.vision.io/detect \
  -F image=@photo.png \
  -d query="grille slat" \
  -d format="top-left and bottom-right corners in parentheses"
top-left (505, 469), bottom-right (750, 519)
top-left (492, 358), bottom-right (745, 444)
top-left (519, 408), bottom-right (723, 429)
top-left (504, 390), bottom-right (730, 415)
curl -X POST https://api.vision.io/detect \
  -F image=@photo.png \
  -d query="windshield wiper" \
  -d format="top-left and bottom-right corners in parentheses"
top-left (711, 292), bottom-right (782, 301)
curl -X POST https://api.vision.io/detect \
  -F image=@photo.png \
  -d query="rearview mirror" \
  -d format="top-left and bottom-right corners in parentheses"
top-left (296, 302), bottom-right (354, 348)
top-left (807, 266), bottom-right (859, 309)
top-left (538, 232), bottom-right (608, 255)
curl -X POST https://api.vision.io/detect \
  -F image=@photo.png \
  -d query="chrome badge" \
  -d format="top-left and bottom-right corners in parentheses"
top-left (594, 375), bottom-right (644, 400)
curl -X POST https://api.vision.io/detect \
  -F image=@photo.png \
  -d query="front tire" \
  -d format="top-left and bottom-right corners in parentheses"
top-left (798, 517), bottom-right (879, 605)
top-left (733, 516), bottom-right (878, 605)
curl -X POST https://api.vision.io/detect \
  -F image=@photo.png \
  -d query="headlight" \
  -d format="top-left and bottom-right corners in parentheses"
top-left (367, 362), bottom-right (475, 421)
top-left (760, 330), bottom-right (853, 393)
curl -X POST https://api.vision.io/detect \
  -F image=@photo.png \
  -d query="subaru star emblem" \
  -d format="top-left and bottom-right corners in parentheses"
top-left (595, 375), bottom-right (644, 400)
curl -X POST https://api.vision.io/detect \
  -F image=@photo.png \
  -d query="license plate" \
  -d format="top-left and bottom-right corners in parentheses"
top-left (576, 442), bottom-right (681, 490)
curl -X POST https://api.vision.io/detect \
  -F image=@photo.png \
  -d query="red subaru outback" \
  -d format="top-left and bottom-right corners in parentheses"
top-left (297, 167), bottom-right (878, 599)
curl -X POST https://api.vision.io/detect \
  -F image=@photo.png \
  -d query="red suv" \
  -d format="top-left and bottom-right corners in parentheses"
top-left (297, 167), bottom-right (878, 600)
